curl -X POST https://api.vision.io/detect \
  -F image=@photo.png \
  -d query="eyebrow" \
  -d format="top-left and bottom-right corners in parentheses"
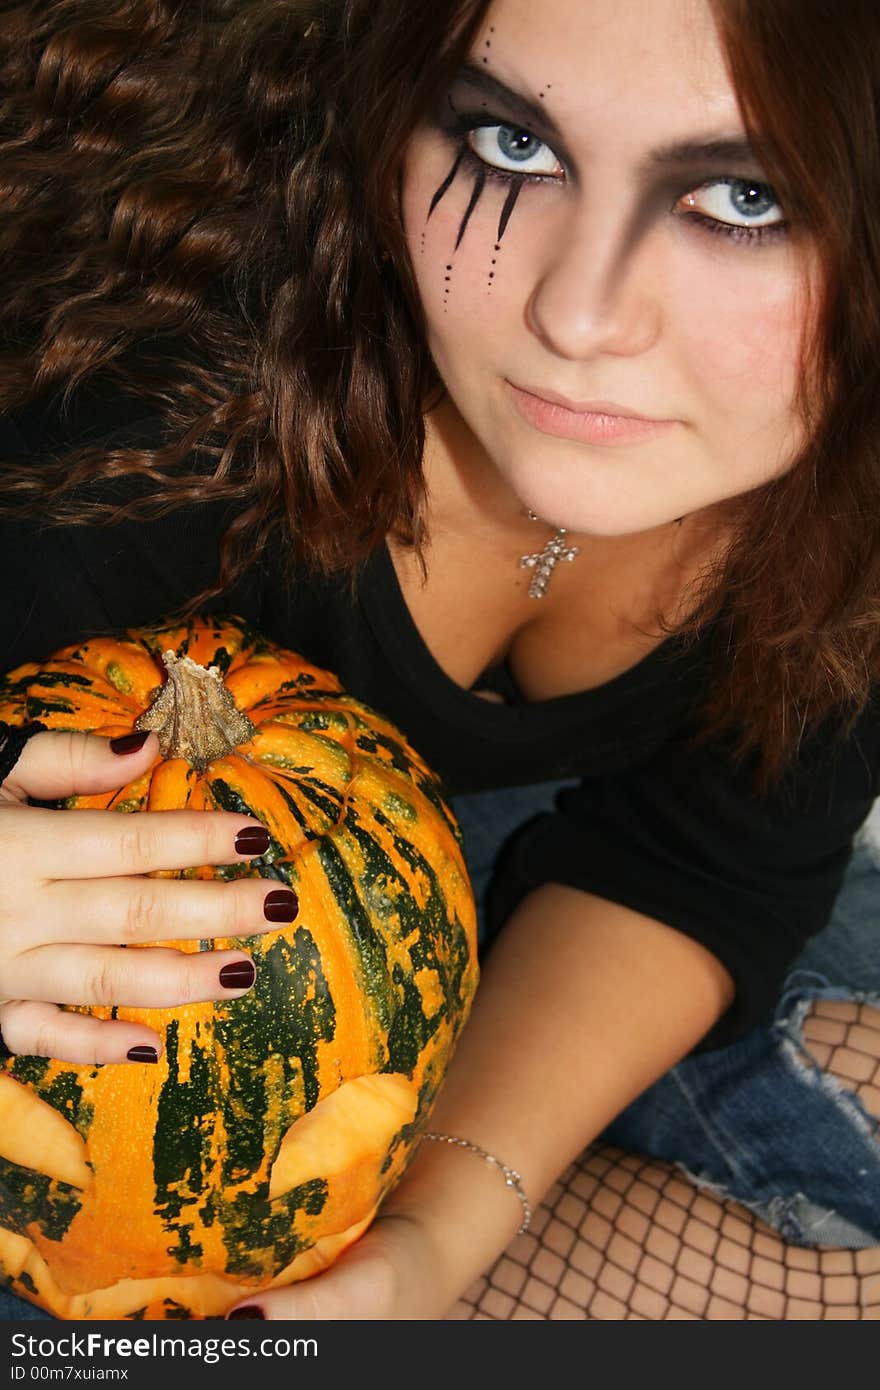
top-left (452, 62), bottom-right (765, 174)
top-left (645, 137), bottom-right (762, 171)
top-left (453, 62), bottom-right (565, 139)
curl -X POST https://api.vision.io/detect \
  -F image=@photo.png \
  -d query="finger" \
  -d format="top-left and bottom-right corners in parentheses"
top-left (13, 806), bottom-right (272, 881)
top-left (34, 878), bottom-right (298, 946)
top-left (227, 1228), bottom-right (398, 1322)
top-left (0, 999), bottom-right (165, 1065)
top-left (3, 943), bottom-right (258, 1009)
top-left (2, 729), bottom-right (161, 802)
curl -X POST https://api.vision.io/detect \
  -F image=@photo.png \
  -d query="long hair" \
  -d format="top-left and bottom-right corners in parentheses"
top-left (2, 0), bottom-right (880, 789)
top-left (0, 0), bottom-right (485, 574)
top-left (684, 0), bottom-right (880, 787)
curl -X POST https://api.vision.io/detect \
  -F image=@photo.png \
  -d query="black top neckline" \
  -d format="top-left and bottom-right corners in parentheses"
top-left (360, 538), bottom-right (696, 736)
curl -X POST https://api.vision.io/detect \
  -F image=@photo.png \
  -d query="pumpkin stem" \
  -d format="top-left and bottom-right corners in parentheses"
top-left (135, 652), bottom-right (257, 771)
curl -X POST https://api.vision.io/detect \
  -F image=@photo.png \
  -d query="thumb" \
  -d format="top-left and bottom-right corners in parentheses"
top-left (1, 728), bottom-right (159, 802)
top-left (225, 1215), bottom-right (428, 1321)
top-left (227, 1232), bottom-right (397, 1322)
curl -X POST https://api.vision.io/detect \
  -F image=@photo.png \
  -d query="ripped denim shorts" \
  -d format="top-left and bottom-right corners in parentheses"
top-left (449, 779), bottom-right (880, 1252)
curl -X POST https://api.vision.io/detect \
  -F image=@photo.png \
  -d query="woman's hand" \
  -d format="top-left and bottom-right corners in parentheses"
top-left (0, 729), bottom-right (295, 1065)
top-left (225, 1210), bottom-right (449, 1321)
top-left (224, 882), bottom-right (737, 1321)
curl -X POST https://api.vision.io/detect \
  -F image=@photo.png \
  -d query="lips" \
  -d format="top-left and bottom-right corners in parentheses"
top-left (507, 381), bottom-right (678, 446)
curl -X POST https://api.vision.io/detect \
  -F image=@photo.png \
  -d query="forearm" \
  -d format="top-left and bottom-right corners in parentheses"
top-left (383, 881), bottom-right (735, 1312)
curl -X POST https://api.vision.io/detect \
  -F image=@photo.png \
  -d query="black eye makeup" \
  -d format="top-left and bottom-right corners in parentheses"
top-left (676, 176), bottom-right (788, 245)
top-left (424, 76), bottom-right (790, 251)
top-left (428, 146), bottom-right (465, 220)
top-left (433, 96), bottom-right (566, 191)
top-left (424, 97), bottom-right (563, 257)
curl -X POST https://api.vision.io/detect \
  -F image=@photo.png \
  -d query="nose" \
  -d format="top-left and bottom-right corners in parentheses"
top-left (525, 206), bottom-right (663, 361)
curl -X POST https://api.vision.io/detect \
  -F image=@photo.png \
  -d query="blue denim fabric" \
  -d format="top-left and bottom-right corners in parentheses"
top-left (2, 780), bottom-right (878, 1320)
top-left (0, 1289), bottom-right (53, 1319)
top-left (450, 779), bottom-right (880, 1250)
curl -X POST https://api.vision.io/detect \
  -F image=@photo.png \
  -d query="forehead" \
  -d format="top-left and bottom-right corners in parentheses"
top-left (475, 0), bottom-right (743, 144)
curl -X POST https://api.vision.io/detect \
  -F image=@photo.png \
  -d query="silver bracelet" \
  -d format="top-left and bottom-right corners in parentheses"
top-left (421, 1132), bottom-right (533, 1235)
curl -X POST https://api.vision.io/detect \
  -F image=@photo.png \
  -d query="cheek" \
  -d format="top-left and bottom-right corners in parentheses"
top-left (675, 254), bottom-right (808, 430)
top-left (402, 146), bottom-right (526, 343)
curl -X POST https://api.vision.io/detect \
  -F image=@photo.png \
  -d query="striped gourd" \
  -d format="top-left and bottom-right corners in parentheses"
top-left (0, 616), bottom-right (478, 1319)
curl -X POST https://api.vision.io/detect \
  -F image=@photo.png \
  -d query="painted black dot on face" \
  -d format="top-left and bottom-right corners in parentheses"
top-left (486, 184), bottom-right (523, 291)
top-left (444, 260), bottom-right (453, 312)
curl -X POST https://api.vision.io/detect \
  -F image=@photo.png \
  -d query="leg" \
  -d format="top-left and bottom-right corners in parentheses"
top-left (446, 791), bottom-right (880, 1320)
top-left (451, 998), bottom-right (880, 1320)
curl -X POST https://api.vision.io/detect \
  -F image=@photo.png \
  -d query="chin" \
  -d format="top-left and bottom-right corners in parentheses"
top-left (514, 489), bottom-right (685, 540)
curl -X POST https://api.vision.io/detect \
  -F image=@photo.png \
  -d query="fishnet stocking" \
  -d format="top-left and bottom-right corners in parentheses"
top-left (448, 999), bottom-right (880, 1320)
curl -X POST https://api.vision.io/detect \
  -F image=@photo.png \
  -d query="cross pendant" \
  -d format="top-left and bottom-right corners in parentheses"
top-left (519, 529), bottom-right (580, 598)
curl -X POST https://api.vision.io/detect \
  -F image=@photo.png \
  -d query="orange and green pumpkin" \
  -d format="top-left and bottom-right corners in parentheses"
top-left (0, 615), bottom-right (478, 1319)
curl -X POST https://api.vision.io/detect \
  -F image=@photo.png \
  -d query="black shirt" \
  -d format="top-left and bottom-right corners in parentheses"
top-left (4, 387), bottom-right (879, 1054)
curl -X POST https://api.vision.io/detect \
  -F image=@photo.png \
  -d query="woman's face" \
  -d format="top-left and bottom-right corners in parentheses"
top-left (401, 0), bottom-right (816, 536)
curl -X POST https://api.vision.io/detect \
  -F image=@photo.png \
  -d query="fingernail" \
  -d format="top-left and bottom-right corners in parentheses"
top-left (226, 1306), bottom-right (265, 1320)
top-left (219, 960), bottom-right (256, 989)
top-left (263, 889), bottom-right (298, 923)
top-left (126, 1046), bottom-right (159, 1063)
top-left (234, 826), bottom-right (270, 856)
top-left (110, 731), bottom-right (150, 755)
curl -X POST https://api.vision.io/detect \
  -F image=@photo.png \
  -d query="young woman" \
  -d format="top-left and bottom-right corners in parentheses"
top-left (1, 0), bottom-right (879, 1320)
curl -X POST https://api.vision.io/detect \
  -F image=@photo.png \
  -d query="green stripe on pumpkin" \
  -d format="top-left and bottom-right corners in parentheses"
top-left (212, 928), bottom-right (335, 1188)
top-left (104, 662), bottom-right (133, 693)
top-left (339, 812), bottom-right (445, 1075)
top-left (0, 1160), bottom-right (83, 1242)
top-left (26, 697), bottom-right (76, 719)
top-left (207, 646), bottom-right (232, 677)
top-left (221, 1177), bottom-right (328, 1280)
top-left (205, 778), bottom-right (290, 862)
top-left (370, 806), bottom-right (473, 1012)
top-left (271, 779), bottom-right (330, 838)
top-left (153, 1020), bottom-right (215, 1250)
top-left (315, 836), bottom-right (393, 1035)
top-left (8, 1059), bottom-right (95, 1143)
top-left (413, 773), bottom-right (462, 844)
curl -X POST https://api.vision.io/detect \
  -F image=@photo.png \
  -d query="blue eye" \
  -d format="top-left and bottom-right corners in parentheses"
top-left (682, 177), bottom-right (785, 230)
top-left (468, 124), bottom-right (564, 179)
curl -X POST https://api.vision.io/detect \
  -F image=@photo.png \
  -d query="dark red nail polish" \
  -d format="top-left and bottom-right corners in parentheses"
top-left (226, 1306), bottom-right (265, 1319)
top-left (263, 889), bottom-right (298, 923)
top-left (219, 961), bottom-right (256, 989)
top-left (126, 1046), bottom-right (159, 1063)
top-left (234, 826), bottom-right (270, 856)
top-left (110, 731), bottom-right (150, 755)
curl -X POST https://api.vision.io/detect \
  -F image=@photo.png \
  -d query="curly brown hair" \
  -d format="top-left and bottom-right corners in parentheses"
top-left (2, 0), bottom-right (880, 789)
top-left (0, 0), bottom-right (485, 571)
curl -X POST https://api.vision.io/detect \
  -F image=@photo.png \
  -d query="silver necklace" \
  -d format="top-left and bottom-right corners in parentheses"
top-left (518, 509), bottom-right (580, 598)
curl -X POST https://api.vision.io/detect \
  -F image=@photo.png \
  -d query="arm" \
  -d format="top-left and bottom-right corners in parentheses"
top-left (232, 703), bottom-right (880, 1320)
top-left (242, 879), bottom-right (734, 1320)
